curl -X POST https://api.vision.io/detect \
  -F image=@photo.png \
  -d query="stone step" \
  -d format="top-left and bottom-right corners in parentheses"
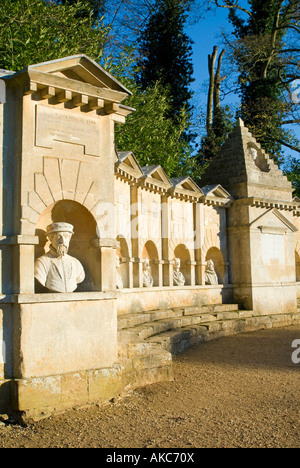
top-left (118, 310), bottom-right (300, 392)
top-left (145, 312), bottom-right (300, 355)
top-left (124, 314), bottom-right (220, 340)
top-left (118, 308), bottom-right (184, 331)
top-left (118, 304), bottom-right (241, 331)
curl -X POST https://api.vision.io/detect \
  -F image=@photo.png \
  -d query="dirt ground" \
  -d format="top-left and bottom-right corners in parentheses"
top-left (0, 325), bottom-right (299, 449)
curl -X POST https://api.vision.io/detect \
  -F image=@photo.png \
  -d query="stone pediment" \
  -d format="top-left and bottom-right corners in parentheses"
top-left (251, 208), bottom-right (298, 233)
top-left (201, 184), bottom-right (232, 199)
top-left (115, 151), bottom-right (143, 182)
top-left (142, 166), bottom-right (172, 187)
top-left (169, 176), bottom-right (203, 200)
top-left (4, 55), bottom-right (133, 118)
top-left (171, 176), bottom-right (203, 193)
top-left (140, 166), bottom-right (172, 193)
top-left (23, 55), bottom-right (131, 95)
top-left (200, 184), bottom-right (233, 208)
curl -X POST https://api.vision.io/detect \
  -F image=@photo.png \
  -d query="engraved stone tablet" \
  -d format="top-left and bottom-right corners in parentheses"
top-left (35, 105), bottom-right (101, 156)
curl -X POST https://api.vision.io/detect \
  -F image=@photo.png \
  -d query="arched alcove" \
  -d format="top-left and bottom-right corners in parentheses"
top-left (117, 236), bottom-right (130, 288)
top-left (205, 247), bottom-right (224, 284)
top-left (174, 244), bottom-right (191, 286)
top-left (142, 240), bottom-right (159, 287)
top-left (35, 200), bottom-right (100, 292)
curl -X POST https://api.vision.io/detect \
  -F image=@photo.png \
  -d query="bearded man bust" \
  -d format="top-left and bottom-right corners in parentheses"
top-left (34, 222), bottom-right (85, 293)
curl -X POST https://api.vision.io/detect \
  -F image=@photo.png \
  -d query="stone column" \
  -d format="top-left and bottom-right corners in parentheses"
top-left (11, 235), bottom-right (39, 294)
top-left (92, 238), bottom-right (118, 291)
top-left (189, 261), bottom-right (196, 286)
top-left (132, 258), bottom-right (143, 288)
top-left (121, 257), bottom-right (134, 289)
top-left (130, 185), bottom-right (143, 288)
top-left (194, 203), bottom-right (205, 285)
top-left (222, 261), bottom-right (230, 285)
top-left (161, 195), bottom-right (173, 286)
top-left (153, 259), bottom-right (164, 287)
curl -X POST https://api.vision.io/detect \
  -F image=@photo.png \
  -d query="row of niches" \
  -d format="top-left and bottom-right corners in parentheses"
top-left (116, 238), bottom-right (225, 289)
top-left (34, 200), bottom-right (226, 294)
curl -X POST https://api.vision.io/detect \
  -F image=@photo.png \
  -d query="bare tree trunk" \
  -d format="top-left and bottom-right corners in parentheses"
top-left (214, 48), bottom-right (226, 111)
top-left (207, 46), bottom-right (218, 133)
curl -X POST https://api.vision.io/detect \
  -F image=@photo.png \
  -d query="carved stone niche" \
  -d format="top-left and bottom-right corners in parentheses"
top-left (35, 200), bottom-right (101, 293)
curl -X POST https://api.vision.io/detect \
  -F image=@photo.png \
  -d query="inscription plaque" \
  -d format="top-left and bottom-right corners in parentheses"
top-left (35, 105), bottom-right (101, 156)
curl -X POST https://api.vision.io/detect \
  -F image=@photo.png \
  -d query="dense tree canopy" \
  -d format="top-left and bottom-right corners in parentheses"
top-left (0, 0), bottom-right (109, 71)
top-left (1, 0), bottom-right (298, 185)
top-left (0, 0), bottom-right (195, 178)
top-left (213, 0), bottom-right (300, 162)
top-left (106, 49), bottom-right (195, 178)
top-left (136, 0), bottom-right (194, 120)
top-left (54, 0), bottom-right (105, 18)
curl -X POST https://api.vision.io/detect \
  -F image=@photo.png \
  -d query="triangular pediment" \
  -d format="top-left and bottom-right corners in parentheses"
top-left (201, 184), bottom-right (232, 199)
top-left (171, 176), bottom-right (203, 195)
top-left (116, 151), bottom-right (143, 174)
top-left (251, 208), bottom-right (298, 233)
top-left (142, 166), bottom-right (172, 187)
top-left (27, 55), bottom-right (131, 95)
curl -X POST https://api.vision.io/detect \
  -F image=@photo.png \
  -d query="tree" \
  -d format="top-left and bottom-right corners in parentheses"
top-left (115, 83), bottom-right (194, 177)
top-left (197, 46), bottom-right (233, 162)
top-left (284, 157), bottom-right (300, 197)
top-left (54, 0), bottom-right (106, 20)
top-left (212, 0), bottom-right (300, 161)
top-left (0, 0), bottom-right (109, 72)
top-left (106, 49), bottom-right (195, 178)
top-left (136, 0), bottom-right (194, 121)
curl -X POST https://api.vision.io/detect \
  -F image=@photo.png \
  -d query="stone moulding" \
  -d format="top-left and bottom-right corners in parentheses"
top-left (236, 196), bottom-right (300, 214)
top-left (10, 291), bottom-right (117, 304)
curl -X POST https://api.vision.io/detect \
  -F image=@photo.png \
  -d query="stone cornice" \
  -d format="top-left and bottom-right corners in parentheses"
top-left (200, 195), bottom-right (233, 208)
top-left (234, 196), bottom-right (300, 215)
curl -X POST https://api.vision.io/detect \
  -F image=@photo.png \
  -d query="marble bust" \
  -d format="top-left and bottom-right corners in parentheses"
top-left (173, 258), bottom-right (185, 287)
top-left (205, 259), bottom-right (219, 285)
top-left (142, 258), bottom-right (154, 288)
top-left (116, 255), bottom-right (124, 289)
top-left (249, 147), bottom-right (258, 161)
top-left (34, 222), bottom-right (85, 293)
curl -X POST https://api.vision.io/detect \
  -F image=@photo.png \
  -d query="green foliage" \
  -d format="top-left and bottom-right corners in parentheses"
top-left (284, 157), bottom-right (300, 198)
top-left (0, 0), bottom-right (197, 179)
top-left (0, 0), bottom-right (109, 71)
top-left (136, 0), bottom-right (194, 120)
top-left (107, 46), bottom-right (197, 179)
top-left (227, 0), bottom-right (299, 162)
top-left (198, 105), bottom-right (234, 163)
top-left (54, 0), bottom-right (105, 18)
top-left (114, 82), bottom-right (194, 178)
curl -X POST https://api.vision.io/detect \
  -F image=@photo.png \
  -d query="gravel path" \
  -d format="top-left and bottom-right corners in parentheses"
top-left (0, 325), bottom-right (299, 448)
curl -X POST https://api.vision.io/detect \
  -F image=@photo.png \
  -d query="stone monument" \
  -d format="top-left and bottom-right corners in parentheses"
top-left (0, 54), bottom-right (299, 422)
top-left (205, 259), bottom-right (219, 285)
top-left (173, 258), bottom-right (185, 286)
top-left (34, 222), bottom-right (85, 293)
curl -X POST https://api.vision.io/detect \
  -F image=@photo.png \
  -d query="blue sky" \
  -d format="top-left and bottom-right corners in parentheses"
top-left (185, 7), bottom-right (300, 162)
